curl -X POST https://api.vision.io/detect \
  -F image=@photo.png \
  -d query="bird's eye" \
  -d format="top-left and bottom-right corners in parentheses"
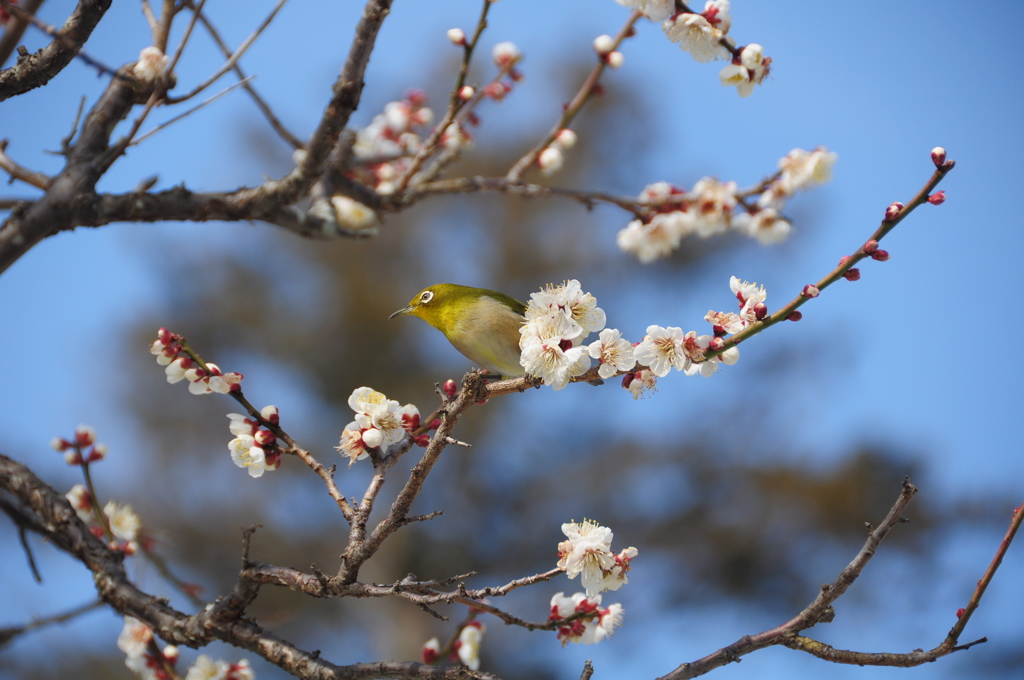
top-left (420, 291), bottom-right (434, 304)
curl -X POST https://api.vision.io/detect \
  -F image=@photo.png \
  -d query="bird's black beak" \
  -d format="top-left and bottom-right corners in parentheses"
top-left (388, 305), bottom-right (414, 320)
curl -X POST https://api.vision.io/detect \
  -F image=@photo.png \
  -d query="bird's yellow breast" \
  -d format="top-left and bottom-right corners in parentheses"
top-left (443, 295), bottom-right (526, 378)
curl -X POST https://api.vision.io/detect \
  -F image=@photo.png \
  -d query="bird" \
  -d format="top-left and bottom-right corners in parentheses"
top-left (389, 283), bottom-right (529, 379)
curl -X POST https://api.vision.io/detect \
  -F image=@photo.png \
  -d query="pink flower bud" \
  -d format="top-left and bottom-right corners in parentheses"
top-left (88, 443), bottom-right (107, 462)
top-left (447, 28), bottom-right (467, 46)
top-left (843, 268), bottom-right (861, 281)
top-left (928, 190), bottom-right (946, 205)
top-left (430, 418), bottom-right (441, 430)
top-left (482, 82), bottom-right (507, 100)
top-left (64, 450), bottom-right (83, 466)
top-left (753, 302), bottom-right (768, 320)
top-left (787, 311), bottom-right (803, 321)
top-left (802, 284), bottom-right (820, 298)
top-left (838, 255), bottom-right (852, 266)
top-left (871, 249), bottom-right (890, 261)
top-left (863, 239), bottom-right (878, 254)
top-left (158, 327), bottom-right (173, 343)
top-left (931, 147), bottom-right (946, 167)
top-left (458, 86), bottom-right (475, 101)
top-left (443, 379), bottom-right (458, 398)
top-left (254, 430), bottom-right (276, 447)
top-left (74, 425), bottom-right (96, 447)
top-left (883, 202), bottom-right (904, 222)
top-left (606, 51), bottom-right (624, 69)
top-left (621, 373), bottom-right (635, 389)
top-left (50, 437), bottom-right (71, 451)
top-left (956, 607), bottom-right (965, 619)
top-left (593, 34), bottom-right (615, 55)
top-left (414, 434), bottom-right (431, 447)
top-left (708, 337), bottom-right (725, 351)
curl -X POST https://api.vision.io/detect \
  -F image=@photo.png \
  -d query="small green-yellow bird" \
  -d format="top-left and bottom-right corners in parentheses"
top-left (389, 283), bottom-right (528, 379)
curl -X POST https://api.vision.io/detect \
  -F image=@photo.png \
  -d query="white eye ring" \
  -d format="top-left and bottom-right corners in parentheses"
top-left (420, 291), bottom-right (434, 304)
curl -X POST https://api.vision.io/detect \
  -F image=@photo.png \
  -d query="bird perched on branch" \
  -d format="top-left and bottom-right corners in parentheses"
top-left (389, 284), bottom-right (528, 379)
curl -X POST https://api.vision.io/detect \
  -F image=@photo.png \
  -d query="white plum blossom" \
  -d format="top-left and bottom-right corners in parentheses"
top-left (557, 520), bottom-right (637, 598)
top-left (185, 655), bottom-right (229, 680)
top-left (549, 592), bottom-right (625, 646)
top-left (633, 325), bottom-right (689, 377)
top-left (690, 177), bottom-right (738, 236)
top-left (616, 211), bottom-right (695, 263)
top-left (228, 435), bottom-right (271, 478)
top-left (733, 208), bottom-right (791, 244)
top-left (338, 388), bottom-right (420, 462)
top-left (65, 484), bottom-right (94, 522)
top-left (520, 327), bottom-right (591, 391)
top-left (520, 280), bottom-right (607, 388)
top-left (624, 368), bottom-right (657, 399)
top-left (778, 146), bottom-right (838, 194)
top-left (704, 310), bottom-right (745, 334)
top-left (616, 0), bottom-right (674, 22)
top-left (538, 146), bottom-right (564, 175)
top-left (587, 328), bottom-right (636, 379)
top-left (132, 47), bottom-right (168, 83)
top-left (330, 196), bottom-right (379, 231)
top-left (457, 623), bottom-right (484, 670)
top-left (104, 501), bottom-right (141, 543)
top-left (663, 11), bottom-right (730, 63)
top-left (117, 616), bottom-right (153, 658)
top-left (720, 43), bottom-right (771, 97)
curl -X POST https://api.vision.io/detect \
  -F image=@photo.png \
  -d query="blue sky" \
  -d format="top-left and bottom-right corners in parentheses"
top-left (1, 1), bottom-right (1022, 679)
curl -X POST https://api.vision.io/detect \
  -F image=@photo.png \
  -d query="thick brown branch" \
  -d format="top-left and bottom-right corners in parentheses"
top-left (0, 0), bottom-right (111, 102)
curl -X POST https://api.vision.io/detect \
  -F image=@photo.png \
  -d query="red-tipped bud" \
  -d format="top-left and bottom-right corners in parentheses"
top-left (261, 405), bottom-right (280, 424)
top-left (443, 379), bottom-right (458, 399)
top-left (446, 28), bottom-right (467, 46)
top-left (863, 239), bottom-right (879, 254)
top-left (74, 425), bottom-right (96, 447)
top-left (802, 284), bottom-right (820, 298)
top-left (753, 302), bottom-right (768, 320)
top-left (421, 640), bottom-right (440, 664)
top-left (405, 88), bottom-right (427, 106)
top-left (884, 202), bottom-right (904, 222)
top-left (414, 434), bottom-right (431, 447)
top-left (931, 147), bottom-right (946, 167)
top-left (871, 249), bottom-right (890, 262)
top-left (708, 337), bottom-right (725, 351)
top-left (254, 430), bottom-right (276, 447)
top-left (621, 372), bottom-right (635, 389)
top-left (593, 34), bottom-right (615, 55)
top-left (50, 437), bottom-right (72, 451)
top-left (157, 327), bottom-right (173, 344)
top-left (458, 86), bottom-right (475, 101)
top-left (928, 190), bottom-right (946, 205)
top-left (839, 255), bottom-right (852, 266)
top-left (509, 68), bottom-right (524, 82)
top-left (956, 607), bottom-right (965, 619)
top-left (483, 82), bottom-right (508, 100)
top-left (787, 311), bottom-right (803, 322)
top-left (606, 51), bottom-right (624, 69)
top-left (843, 268), bottom-right (861, 281)
top-left (87, 443), bottom-right (107, 462)
top-left (429, 418), bottom-right (441, 430)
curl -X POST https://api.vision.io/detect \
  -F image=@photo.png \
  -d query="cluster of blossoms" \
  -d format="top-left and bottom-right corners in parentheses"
top-left (118, 617), bottom-right (254, 680)
top-left (518, 279), bottom-right (754, 394)
top-left (616, 1), bottom-right (774, 98)
top-left (337, 387), bottom-right (432, 464)
top-left (421, 621), bottom-right (485, 671)
top-left (557, 520), bottom-right (638, 598)
top-left (53, 425), bottom-right (141, 552)
top-left (616, 147), bottom-right (835, 262)
top-left (549, 592), bottom-right (624, 646)
top-left (227, 406), bottom-right (283, 478)
top-left (519, 280), bottom-right (609, 390)
top-left (151, 328), bottom-right (244, 395)
top-left (51, 423), bottom-right (107, 465)
top-left (351, 89), bottom-right (436, 195)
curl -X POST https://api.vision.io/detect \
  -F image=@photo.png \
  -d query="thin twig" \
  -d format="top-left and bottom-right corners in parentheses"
top-left (166, 0), bottom-right (289, 105)
top-left (131, 76), bottom-right (254, 146)
top-left (0, 139), bottom-right (52, 189)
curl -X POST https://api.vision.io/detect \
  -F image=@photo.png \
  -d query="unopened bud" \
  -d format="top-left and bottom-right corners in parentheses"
top-left (538, 146), bottom-right (564, 175)
top-left (931, 147), bottom-right (946, 167)
top-left (405, 88), bottom-right (427, 106)
top-left (88, 443), bottom-right (108, 462)
top-left (458, 86), bottom-right (475, 101)
top-left (443, 379), bottom-right (458, 398)
top-left (801, 284), bottom-right (820, 298)
top-left (157, 327), bottom-right (173, 343)
top-left (64, 450), bottom-right (83, 466)
top-left (787, 311), bottom-right (803, 321)
top-left (593, 34), bottom-right (615, 55)
top-left (884, 202), bottom-right (904, 222)
top-left (447, 28), bottom-right (467, 46)
top-left (50, 437), bottom-right (71, 451)
top-left (261, 405), bottom-right (280, 424)
top-left (708, 337), bottom-right (725, 351)
top-left (871, 249), bottom-right (890, 262)
top-left (956, 607), bottom-right (965, 619)
top-left (483, 82), bottom-right (507, 100)
top-left (863, 239), bottom-right (878, 254)
top-left (839, 255), bottom-right (852, 266)
top-left (753, 302), bottom-right (768, 320)
top-left (606, 51), bottom-right (624, 69)
top-left (620, 372), bottom-right (635, 389)
top-left (928, 190), bottom-right (946, 205)
top-left (843, 268), bottom-right (861, 281)
top-left (254, 430), bottom-right (276, 446)
top-left (422, 638), bottom-right (441, 664)
top-left (74, 425), bottom-right (96, 447)
top-left (554, 128), bottom-right (577, 149)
